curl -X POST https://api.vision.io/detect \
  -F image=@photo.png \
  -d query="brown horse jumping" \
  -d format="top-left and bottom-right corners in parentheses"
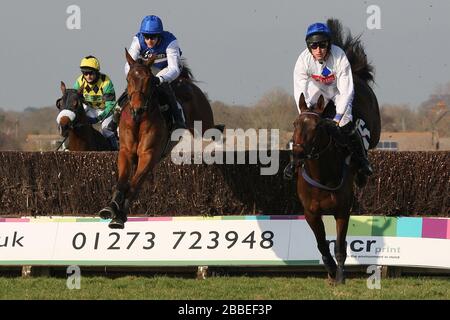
top-left (56, 82), bottom-right (114, 151)
top-left (291, 19), bottom-right (380, 284)
top-left (293, 94), bottom-right (355, 285)
top-left (98, 50), bottom-right (223, 228)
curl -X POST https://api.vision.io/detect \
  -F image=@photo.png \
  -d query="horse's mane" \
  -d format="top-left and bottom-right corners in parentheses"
top-left (136, 57), bottom-right (195, 82)
top-left (179, 58), bottom-right (195, 82)
top-left (326, 19), bottom-right (375, 84)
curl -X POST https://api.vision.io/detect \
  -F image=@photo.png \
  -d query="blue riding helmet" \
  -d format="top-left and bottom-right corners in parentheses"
top-left (140, 15), bottom-right (163, 35)
top-left (305, 22), bottom-right (331, 42)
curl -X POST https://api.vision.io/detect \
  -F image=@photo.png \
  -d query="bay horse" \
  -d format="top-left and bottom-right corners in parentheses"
top-left (291, 19), bottom-right (380, 284)
top-left (56, 82), bottom-right (114, 151)
top-left (293, 94), bottom-right (355, 285)
top-left (98, 50), bottom-right (223, 229)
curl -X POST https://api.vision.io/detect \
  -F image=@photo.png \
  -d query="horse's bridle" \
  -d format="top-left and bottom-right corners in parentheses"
top-left (56, 91), bottom-right (88, 151)
top-left (59, 91), bottom-right (88, 130)
top-left (292, 111), bottom-right (333, 162)
top-left (127, 68), bottom-right (157, 122)
top-left (128, 90), bottom-right (152, 120)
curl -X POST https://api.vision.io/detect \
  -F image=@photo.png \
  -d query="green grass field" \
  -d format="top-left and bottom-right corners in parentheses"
top-left (0, 276), bottom-right (448, 300)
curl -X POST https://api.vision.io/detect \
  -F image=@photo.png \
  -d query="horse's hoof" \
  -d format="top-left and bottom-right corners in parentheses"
top-left (109, 218), bottom-right (125, 229)
top-left (327, 274), bottom-right (337, 286)
top-left (322, 255), bottom-right (337, 278)
top-left (98, 207), bottom-right (114, 220)
top-left (335, 268), bottom-right (346, 285)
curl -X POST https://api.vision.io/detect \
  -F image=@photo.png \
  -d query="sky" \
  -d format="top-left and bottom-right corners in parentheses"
top-left (1, 0), bottom-right (449, 111)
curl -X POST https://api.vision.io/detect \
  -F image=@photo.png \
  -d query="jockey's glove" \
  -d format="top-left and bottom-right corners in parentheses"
top-left (87, 116), bottom-right (99, 125)
top-left (332, 113), bottom-right (343, 124)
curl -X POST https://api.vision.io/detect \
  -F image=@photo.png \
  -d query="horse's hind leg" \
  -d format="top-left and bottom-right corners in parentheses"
top-left (334, 215), bottom-right (350, 284)
top-left (304, 211), bottom-right (337, 280)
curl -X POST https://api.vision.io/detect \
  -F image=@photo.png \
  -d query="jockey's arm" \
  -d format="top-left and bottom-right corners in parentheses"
top-left (125, 36), bottom-right (141, 75)
top-left (156, 40), bottom-right (182, 84)
top-left (333, 58), bottom-right (355, 124)
top-left (73, 78), bottom-right (81, 90)
top-left (293, 54), bottom-right (310, 113)
top-left (98, 80), bottom-right (116, 121)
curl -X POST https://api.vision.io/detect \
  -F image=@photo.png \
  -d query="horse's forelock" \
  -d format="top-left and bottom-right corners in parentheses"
top-left (129, 63), bottom-right (151, 79)
top-left (60, 89), bottom-right (83, 112)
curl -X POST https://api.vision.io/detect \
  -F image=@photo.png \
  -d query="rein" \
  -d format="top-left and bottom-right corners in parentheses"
top-left (55, 136), bottom-right (68, 151)
top-left (293, 111), bottom-right (349, 191)
top-left (300, 156), bottom-right (351, 191)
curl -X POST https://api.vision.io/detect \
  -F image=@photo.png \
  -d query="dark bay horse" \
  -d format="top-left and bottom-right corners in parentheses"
top-left (56, 82), bottom-right (114, 151)
top-left (291, 19), bottom-right (380, 284)
top-left (293, 94), bottom-right (355, 285)
top-left (98, 50), bottom-right (223, 228)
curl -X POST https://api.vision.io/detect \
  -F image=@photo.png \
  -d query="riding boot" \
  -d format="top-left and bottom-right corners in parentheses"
top-left (158, 82), bottom-right (186, 129)
top-left (283, 139), bottom-right (296, 180)
top-left (107, 135), bottom-right (119, 151)
top-left (113, 89), bottom-right (128, 123)
top-left (342, 122), bottom-right (373, 176)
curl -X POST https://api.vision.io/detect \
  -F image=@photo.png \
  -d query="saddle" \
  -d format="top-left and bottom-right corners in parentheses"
top-left (321, 100), bottom-right (372, 152)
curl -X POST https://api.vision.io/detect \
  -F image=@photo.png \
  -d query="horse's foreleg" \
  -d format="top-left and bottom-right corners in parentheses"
top-left (334, 215), bottom-right (350, 284)
top-left (127, 150), bottom-right (159, 203)
top-left (304, 211), bottom-right (337, 279)
top-left (116, 148), bottom-right (134, 197)
top-left (99, 149), bottom-right (133, 227)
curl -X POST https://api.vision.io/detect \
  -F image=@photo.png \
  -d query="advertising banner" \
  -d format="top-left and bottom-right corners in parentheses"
top-left (0, 216), bottom-right (449, 268)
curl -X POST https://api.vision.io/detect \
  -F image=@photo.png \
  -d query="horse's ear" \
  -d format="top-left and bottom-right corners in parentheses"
top-left (315, 95), bottom-right (326, 114)
top-left (299, 93), bottom-right (308, 112)
top-left (125, 48), bottom-right (136, 66)
top-left (60, 81), bottom-right (66, 95)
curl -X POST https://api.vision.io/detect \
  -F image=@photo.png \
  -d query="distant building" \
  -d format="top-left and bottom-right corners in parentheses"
top-left (378, 131), bottom-right (450, 151)
top-left (25, 134), bottom-right (63, 151)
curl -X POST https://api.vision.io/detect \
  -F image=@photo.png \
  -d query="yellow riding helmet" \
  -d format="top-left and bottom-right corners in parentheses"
top-left (80, 55), bottom-right (100, 71)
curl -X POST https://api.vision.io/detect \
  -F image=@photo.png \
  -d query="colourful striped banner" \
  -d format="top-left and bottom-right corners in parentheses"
top-left (0, 215), bottom-right (448, 239)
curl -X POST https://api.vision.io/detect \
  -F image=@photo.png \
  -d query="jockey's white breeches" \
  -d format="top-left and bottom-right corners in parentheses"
top-left (298, 81), bottom-right (353, 127)
top-left (83, 104), bottom-right (115, 138)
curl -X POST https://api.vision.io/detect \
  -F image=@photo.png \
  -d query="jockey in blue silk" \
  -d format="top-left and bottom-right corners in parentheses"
top-left (124, 15), bottom-right (186, 129)
top-left (284, 22), bottom-right (373, 180)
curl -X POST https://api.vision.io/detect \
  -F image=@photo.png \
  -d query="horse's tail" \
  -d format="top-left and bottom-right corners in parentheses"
top-left (326, 18), bottom-right (375, 84)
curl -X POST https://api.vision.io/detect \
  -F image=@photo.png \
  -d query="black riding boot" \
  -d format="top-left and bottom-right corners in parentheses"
top-left (342, 122), bottom-right (373, 176)
top-left (107, 135), bottom-right (119, 151)
top-left (158, 82), bottom-right (186, 129)
top-left (112, 89), bottom-right (128, 124)
top-left (283, 139), bottom-right (296, 180)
